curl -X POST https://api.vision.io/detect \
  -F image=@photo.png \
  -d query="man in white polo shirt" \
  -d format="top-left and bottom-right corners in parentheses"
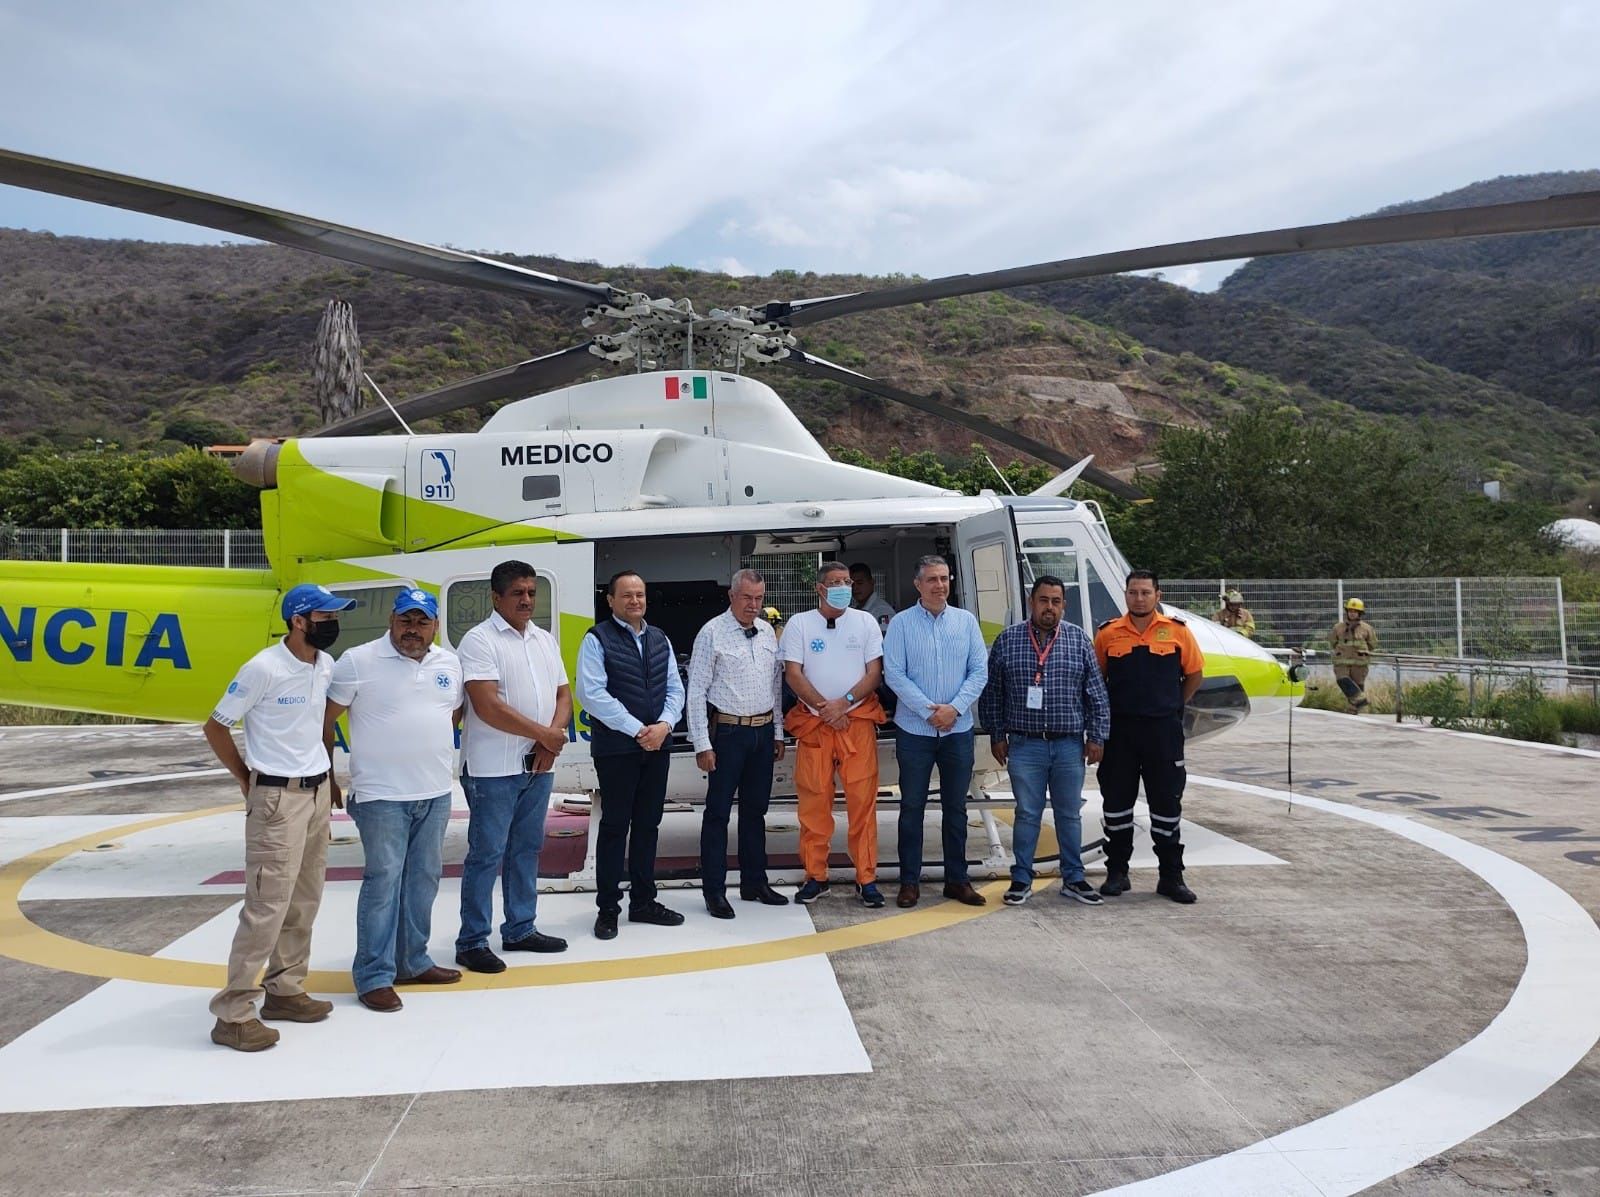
top-left (780, 560), bottom-right (888, 908)
top-left (203, 582), bottom-right (354, 1052)
top-left (325, 589), bottom-right (464, 1013)
top-left (454, 560), bottom-right (573, 973)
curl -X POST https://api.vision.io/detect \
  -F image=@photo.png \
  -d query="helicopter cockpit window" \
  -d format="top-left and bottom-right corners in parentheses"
top-left (444, 573), bottom-right (556, 647)
top-left (1019, 537), bottom-right (1085, 631)
top-left (323, 583), bottom-right (416, 661)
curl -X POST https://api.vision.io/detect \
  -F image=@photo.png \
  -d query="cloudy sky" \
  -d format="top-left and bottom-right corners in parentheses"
top-left (1, 1), bottom-right (1597, 291)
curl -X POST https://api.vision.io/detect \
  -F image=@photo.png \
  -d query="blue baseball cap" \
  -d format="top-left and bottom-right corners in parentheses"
top-left (281, 584), bottom-right (357, 621)
top-left (393, 588), bottom-right (439, 618)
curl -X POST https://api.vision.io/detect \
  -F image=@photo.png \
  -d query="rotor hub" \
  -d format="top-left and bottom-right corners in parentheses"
top-left (582, 294), bottom-right (796, 370)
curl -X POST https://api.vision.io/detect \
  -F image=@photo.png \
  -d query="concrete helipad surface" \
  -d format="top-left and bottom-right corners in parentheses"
top-left (0, 711), bottom-right (1597, 1196)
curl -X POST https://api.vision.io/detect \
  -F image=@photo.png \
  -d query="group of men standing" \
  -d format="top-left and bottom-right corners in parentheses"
top-left (201, 558), bottom-right (1204, 1053)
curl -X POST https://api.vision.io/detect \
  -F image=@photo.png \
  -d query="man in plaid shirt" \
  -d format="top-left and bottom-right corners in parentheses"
top-left (978, 575), bottom-right (1111, 906)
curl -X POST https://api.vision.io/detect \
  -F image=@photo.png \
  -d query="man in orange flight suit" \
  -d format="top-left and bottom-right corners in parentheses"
top-left (781, 560), bottom-right (888, 908)
top-left (1093, 569), bottom-right (1206, 904)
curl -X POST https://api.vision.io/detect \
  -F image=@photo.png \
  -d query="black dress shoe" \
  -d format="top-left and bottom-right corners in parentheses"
top-left (594, 911), bottom-right (619, 940)
top-left (705, 894), bottom-right (735, 919)
top-left (504, 931), bottom-right (568, 953)
top-left (739, 885), bottom-right (790, 906)
top-left (1156, 876), bottom-right (1198, 904)
top-left (454, 946), bottom-right (506, 974)
top-left (628, 900), bottom-right (686, 926)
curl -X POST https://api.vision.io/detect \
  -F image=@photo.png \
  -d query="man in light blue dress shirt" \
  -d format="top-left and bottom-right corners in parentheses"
top-left (575, 570), bottom-right (687, 940)
top-left (881, 555), bottom-right (989, 908)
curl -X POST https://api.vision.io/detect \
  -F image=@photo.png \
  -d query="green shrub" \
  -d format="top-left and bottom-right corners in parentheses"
top-left (1550, 694), bottom-right (1600, 735)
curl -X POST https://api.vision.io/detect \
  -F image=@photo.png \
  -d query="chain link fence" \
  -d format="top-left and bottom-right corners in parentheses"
top-left (1162, 577), bottom-right (1567, 663)
top-left (3, 529), bottom-right (1586, 667)
top-left (0, 527), bottom-right (269, 570)
top-left (1568, 603), bottom-right (1600, 667)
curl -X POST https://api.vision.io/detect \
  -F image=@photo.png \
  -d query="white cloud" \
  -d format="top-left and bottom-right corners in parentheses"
top-left (1, 0), bottom-right (1596, 298)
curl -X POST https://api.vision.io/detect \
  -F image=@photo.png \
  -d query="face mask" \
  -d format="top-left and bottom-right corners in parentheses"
top-left (825, 585), bottom-right (852, 610)
top-left (304, 619), bottom-right (341, 650)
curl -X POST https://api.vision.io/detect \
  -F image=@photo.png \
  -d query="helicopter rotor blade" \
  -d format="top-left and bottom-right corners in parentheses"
top-left (312, 342), bottom-right (602, 437)
top-left (0, 147), bottom-right (615, 308)
top-left (777, 349), bottom-right (1146, 500)
top-left (764, 189), bottom-right (1600, 328)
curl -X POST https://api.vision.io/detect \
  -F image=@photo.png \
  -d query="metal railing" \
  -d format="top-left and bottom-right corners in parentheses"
top-left (0, 527), bottom-right (268, 570)
top-left (1164, 576), bottom-right (1568, 663)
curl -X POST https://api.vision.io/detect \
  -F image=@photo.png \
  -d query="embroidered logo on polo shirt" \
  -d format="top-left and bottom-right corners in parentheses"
top-left (810, 638), bottom-right (826, 653)
top-left (434, 673), bottom-right (452, 690)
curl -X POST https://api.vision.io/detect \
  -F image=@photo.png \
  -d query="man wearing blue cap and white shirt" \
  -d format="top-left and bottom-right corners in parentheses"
top-left (203, 582), bottom-right (354, 1052)
top-left (325, 589), bottom-right (464, 1013)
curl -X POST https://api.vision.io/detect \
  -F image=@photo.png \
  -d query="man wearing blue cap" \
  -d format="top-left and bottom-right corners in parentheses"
top-left (325, 589), bottom-right (464, 1012)
top-left (203, 582), bottom-right (354, 1052)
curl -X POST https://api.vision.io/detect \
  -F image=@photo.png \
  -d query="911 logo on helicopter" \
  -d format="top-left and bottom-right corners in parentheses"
top-left (421, 449), bottom-right (456, 501)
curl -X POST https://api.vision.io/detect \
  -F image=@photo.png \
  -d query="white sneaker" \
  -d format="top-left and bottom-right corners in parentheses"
top-left (1061, 879), bottom-right (1104, 906)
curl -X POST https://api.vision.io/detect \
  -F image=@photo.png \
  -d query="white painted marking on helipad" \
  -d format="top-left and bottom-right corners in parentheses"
top-left (1298, 706), bottom-right (1600, 758)
top-left (1094, 774), bottom-right (1600, 1197)
top-left (0, 886), bottom-right (869, 1109)
top-left (0, 768), bottom-right (228, 804)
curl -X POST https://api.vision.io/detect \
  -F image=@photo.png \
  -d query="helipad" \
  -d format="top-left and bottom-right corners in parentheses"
top-left (1, 713), bottom-right (1597, 1196)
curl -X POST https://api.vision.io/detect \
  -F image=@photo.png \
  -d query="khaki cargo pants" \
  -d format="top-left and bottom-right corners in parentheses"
top-left (209, 776), bottom-right (330, 1024)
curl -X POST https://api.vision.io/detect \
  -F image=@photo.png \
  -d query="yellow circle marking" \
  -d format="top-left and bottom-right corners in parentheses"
top-left (0, 805), bottom-right (1039, 992)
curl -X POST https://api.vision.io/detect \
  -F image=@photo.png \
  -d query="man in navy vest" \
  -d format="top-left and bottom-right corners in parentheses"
top-left (576, 570), bottom-right (687, 940)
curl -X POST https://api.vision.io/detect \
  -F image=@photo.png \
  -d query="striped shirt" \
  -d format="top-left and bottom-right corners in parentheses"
top-left (882, 602), bottom-right (988, 737)
top-left (685, 611), bottom-right (783, 752)
top-left (978, 619), bottom-right (1111, 743)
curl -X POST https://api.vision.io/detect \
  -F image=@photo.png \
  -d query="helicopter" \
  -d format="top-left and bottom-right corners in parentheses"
top-left (4, 147), bottom-right (1600, 815)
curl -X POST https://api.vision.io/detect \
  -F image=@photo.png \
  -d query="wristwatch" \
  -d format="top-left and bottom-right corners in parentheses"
top-left (845, 691), bottom-right (856, 703)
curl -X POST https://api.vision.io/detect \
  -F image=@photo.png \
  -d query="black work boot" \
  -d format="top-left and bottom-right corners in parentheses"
top-left (1154, 843), bottom-right (1196, 903)
top-left (1099, 867), bottom-right (1131, 897)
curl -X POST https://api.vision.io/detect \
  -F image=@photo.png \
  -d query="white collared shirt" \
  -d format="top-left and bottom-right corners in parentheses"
top-left (456, 611), bottom-right (569, 778)
top-left (685, 610), bottom-right (783, 751)
top-left (328, 634), bottom-right (463, 802)
top-left (210, 639), bottom-right (333, 777)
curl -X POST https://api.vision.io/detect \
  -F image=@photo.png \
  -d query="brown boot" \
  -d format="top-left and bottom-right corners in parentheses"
top-left (261, 991), bottom-right (334, 1023)
top-left (943, 881), bottom-right (987, 907)
top-left (358, 987), bottom-right (404, 1013)
top-left (210, 1017), bottom-right (279, 1052)
top-left (896, 883), bottom-right (920, 908)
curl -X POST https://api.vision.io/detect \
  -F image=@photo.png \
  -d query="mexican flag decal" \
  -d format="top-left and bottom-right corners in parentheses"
top-left (665, 375), bottom-right (708, 400)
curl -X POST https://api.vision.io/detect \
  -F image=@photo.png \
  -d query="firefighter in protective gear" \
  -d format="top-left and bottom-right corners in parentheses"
top-left (1329, 598), bottom-right (1377, 713)
top-left (1214, 589), bottom-right (1256, 639)
top-left (1094, 570), bottom-right (1206, 904)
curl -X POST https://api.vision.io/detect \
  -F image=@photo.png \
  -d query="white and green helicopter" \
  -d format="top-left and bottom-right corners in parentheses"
top-left (4, 148), bottom-right (1599, 812)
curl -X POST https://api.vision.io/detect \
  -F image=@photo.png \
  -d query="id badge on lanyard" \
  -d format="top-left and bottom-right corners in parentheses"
top-left (1027, 624), bottom-right (1058, 712)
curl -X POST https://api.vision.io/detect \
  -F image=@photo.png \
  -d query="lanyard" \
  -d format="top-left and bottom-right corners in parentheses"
top-left (1027, 622), bottom-right (1059, 686)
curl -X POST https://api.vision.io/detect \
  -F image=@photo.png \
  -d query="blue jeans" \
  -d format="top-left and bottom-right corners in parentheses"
top-left (456, 769), bottom-right (554, 952)
top-left (1006, 735), bottom-right (1088, 884)
top-left (895, 728), bottom-right (974, 884)
top-left (348, 794), bottom-right (450, 993)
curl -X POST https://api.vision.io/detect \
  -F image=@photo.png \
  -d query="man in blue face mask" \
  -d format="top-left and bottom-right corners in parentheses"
top-left (779, 561), bottom-right (888, 907)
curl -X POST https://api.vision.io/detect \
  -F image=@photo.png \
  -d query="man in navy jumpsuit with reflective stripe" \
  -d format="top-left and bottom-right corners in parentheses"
top-left (1093, 570), bottom-right (1205, 904)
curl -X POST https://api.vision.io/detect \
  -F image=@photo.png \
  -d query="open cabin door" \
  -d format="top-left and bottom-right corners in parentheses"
top-left (954, 505), bottom-right (1024, 644)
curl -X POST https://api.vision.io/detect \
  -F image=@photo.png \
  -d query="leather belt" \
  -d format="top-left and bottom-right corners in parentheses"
top-left (1016, 731), bottom-right (1078, 741)
top-left (252, 771), bottom-right (328, 789)
top-left (715, 711), bottom-right (774, 727)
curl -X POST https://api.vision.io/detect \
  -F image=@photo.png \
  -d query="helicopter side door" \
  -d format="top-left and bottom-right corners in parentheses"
top-left (953, 506), bottom-right (1024, 644)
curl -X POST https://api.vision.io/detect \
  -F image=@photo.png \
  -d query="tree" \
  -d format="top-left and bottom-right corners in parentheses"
top-left (0, 449), bottom-right (259, 529)
top-left (1108, 406), bottom-right (1562, 577)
